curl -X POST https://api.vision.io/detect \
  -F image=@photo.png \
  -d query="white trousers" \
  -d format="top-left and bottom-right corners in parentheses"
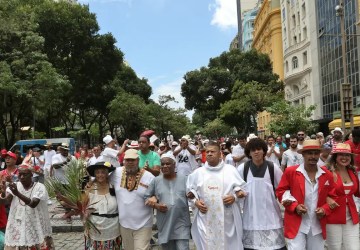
top-left (286, 231), bottom-right (324, 250)
top-left (326, 221), bottom-right (360, 250)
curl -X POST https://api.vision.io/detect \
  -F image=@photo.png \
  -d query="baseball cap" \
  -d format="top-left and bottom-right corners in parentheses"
top-left (6, 151), bottom-right (17, 160)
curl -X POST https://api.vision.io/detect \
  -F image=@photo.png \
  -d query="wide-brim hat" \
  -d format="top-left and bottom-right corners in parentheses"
top-left (298, 139), bottom-right (321, 154)
top-left (331, 143), bottom-right (354, 155)
top-left (60, 143), bottom-right (69, 150)
top-left (87, 161), bottom-right (116, 177)
top-left (128, 141), bottom-right (139, 148)
top-left (331, 127), bottom-right (344, 135)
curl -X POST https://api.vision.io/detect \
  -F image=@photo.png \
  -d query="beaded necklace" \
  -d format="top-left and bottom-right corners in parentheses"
top-left (120, 168), bottom-right (145, 191)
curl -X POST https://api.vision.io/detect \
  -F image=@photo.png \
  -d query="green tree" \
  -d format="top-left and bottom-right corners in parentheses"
top-left (266, 100), bottom-right (317, 135)
top-left (203, 118), bottom-right (234, 139)
top-left (219, 80), bottom-right (283, 134)
top-left (0, 0), bottom-right (70, 147)
top-left (181, 49), bottom-right (283, 127)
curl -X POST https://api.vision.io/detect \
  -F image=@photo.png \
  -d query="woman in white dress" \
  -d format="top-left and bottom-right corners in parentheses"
top-left (85, 162), bottom-right (121, 250)
top-left (0, 164), bottom-right (53, 250)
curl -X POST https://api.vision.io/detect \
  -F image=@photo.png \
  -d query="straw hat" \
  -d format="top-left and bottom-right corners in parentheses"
top-left (298, 139), bottom-right (321, 154)
top-left (331, 143), bottom-right (354, 155)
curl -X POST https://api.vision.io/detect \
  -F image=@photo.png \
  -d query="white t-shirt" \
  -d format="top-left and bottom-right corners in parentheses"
top-left (110, 167), bottom-right (154, 230)
top-left (281, 149), bottom-right (303, 168)
top-left (43, 150), bottom-right (56, 169)
top-left (102, 147), bottom-right (120, 168)
top-left (265, 146), bottom-right (280, 166)
top-left (51, 154), bottom-right (76, 184)
top-left (31, 155), bottom-right (45, 177)
top-left (232, 144), bottom-right (248, 166)
top-left (88, 155), bottom-right (103, 166)
top-left (225, 153), bottom-right (236, 167)
top-left (175, 145), bottom-right (198, 176)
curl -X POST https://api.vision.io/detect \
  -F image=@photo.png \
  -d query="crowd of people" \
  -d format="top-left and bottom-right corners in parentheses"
top-left (0, 126), bottom-right (359, 249)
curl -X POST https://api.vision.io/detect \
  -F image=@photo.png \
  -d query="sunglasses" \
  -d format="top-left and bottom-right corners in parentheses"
top-left (298, 134), bottom-right (304, 136)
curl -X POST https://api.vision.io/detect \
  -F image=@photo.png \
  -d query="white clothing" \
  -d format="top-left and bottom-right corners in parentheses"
top-left (110, 167), bottom-right (154, 230)
top-left (297, 144), bottom-right (304, 150)
top-left (286, 229), bottom-right (324, 250)
top-left (43, 149), bottom-right (56, 170)
top-left (51, 154), bottom-right (76, 184)
top-left (296, 164), bottom-right (324, 236)
top-left (266, 146), bottom-right (280, 166)
top-left (224, 153), bottom-right (235, 167)
top-left (5, 182), bottom-right (52, 247)
top-left (88, 192), bottom-right (121, 241)
top-left (87, 155), bottom-right (103, 166)
top-left (30, 155), bottom-right (45, 178)
top-left (102, 147), bottom-right (120, 168)
top-left (237, 162), bottom-right (285, 249)
top-left (281, 149), bottom-right (303, 168)
top-left (186, 162), bottom-right (245, 250)
top-left (175, 145), bottom-right (197, 176)
top-left (326, 220), bottom-right (360, 250)
top-left (231, 144), bottom-right (248, 166)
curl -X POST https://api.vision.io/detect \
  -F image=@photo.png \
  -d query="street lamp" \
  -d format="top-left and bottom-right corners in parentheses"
top-left (336, 1), bottom-right (354, 132)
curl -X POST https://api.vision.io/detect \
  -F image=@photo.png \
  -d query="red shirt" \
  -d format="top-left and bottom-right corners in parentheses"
top-left (0, 168), bottom-right (19, 182)
top-left (345, 140), bottom-right (360, 171)
top-left (0, 205), bottom-right (7, 229)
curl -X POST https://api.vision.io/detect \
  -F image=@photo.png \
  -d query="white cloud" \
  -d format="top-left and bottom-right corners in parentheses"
top-left (209, 0), bottom-right (258, 29)
top-left (151, 77), bottom-right (194, 119)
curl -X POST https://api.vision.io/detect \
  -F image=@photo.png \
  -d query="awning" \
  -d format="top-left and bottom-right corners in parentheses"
top-left (328, 116), bottom-right (360, 130)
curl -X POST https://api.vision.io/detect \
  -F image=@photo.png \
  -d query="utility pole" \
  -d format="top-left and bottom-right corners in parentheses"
top-left (236, 0), bottom-right (243, 51)
top-left (337, 0), bottom-right (354, 132)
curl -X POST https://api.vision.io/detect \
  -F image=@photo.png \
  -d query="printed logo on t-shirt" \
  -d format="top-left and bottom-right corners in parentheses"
top-left (178, 154), bottom-right (189, 163)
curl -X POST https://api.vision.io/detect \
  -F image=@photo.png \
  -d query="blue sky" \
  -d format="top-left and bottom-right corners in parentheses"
top-left (77, 0), bottom-right (257, 116)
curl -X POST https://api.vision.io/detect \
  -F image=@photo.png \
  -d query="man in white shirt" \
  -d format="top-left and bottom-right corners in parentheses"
top-left (110, 149), bottom-right (154, 250)
top-left (173, 135), bottom-right (197, 176)
top-left (276, 139), bottom-right (337, 250)
top-left (266, 135), bottom-right (281, 166)
top-left (87, 145), bottom-right (103, 166)
top-left (30, 147), bottom-right (45, 183)
top-left (43, 143), bottom-right (56, 177)
top-left (102, 135), bottom-right (127, 168)
top-left (281, 135), bottom-right (304, 171)
top-left (232, 135), bottom-right (248, 167)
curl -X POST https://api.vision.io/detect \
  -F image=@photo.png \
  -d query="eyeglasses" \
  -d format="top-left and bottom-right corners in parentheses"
top-left (297, 134), bottom-right (304, 136)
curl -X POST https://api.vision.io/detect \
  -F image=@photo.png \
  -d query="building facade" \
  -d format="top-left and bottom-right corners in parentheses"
top-left (252, 0), bottom-right (283, 137)
top-left (281, 0), bottom-right (322, 120)
top-left (317, 0), bottom-right (360, 125)
top-left (242, 8), bottom-right (258, 51)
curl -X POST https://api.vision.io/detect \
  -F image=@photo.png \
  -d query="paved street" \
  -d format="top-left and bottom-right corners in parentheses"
top-left (53, 232), bottom-right (196, 249)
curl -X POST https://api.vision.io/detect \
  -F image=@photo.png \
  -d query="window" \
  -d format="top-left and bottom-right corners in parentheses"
top-left (292, 14), bottom-right (296, 26)
top-left (293, 36), bottom-right (297, 44)
top-left (303, 51), bottom-right (308, 65)
top-left (302, 3), bottom-right (306, 18)
top-left (292, 57), bottom-right (299, 69)
top-left (303, 27), bottom-right (307, 40)
top-left (286, 61), bottom-right (289, 72)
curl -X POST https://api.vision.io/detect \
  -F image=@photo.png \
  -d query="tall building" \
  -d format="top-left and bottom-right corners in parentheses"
top-left (242, 8), bottom-right (258, 51)
top-left (317, 0), bottom-right (360, 131)
top-left (252, 0), bottom-right (283, 137)
top-left (281, 0), bottom-right (322, 120)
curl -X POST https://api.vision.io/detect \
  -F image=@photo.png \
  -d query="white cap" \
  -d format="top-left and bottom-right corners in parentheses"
top-left (285, 134), bottom-right (290, 139)
top-left (171, 141), bottom-right (179, 146)
top-left (103, 135), bottom-right (114, 145)
top-left (161, 152), bottom-right (176, 162)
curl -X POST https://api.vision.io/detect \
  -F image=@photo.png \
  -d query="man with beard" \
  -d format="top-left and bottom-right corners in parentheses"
top-left (276, 140), bottom-right (337, 250)
top-left (110, 149), bottom-right (155, 250)
top-left (281, 135), bottom-right (303, 171)
top-left (327, 127), bottom-right (344, 151)
top-left (297, 131), bottom-right (306, 149)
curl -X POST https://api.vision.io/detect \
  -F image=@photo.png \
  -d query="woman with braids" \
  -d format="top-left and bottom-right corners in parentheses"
top-left (85, 162), bottom-right (121, 250)
top-left (0, 164), bottom-right (53, 250)
top-left (326, 143), bottom-right (360, 250)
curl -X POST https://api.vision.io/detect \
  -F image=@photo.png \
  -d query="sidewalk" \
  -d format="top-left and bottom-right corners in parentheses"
top-left (48, 199), bottom-right (84, 233)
